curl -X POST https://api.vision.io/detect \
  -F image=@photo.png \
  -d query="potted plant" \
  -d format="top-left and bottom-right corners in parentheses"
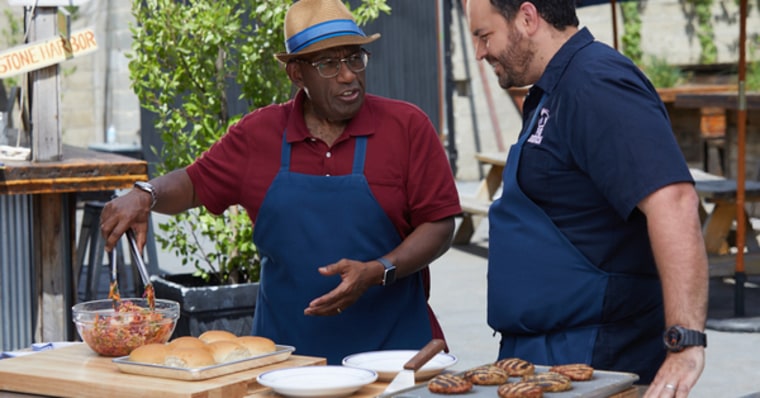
top-left (127, 0), bottom-right (389, 336)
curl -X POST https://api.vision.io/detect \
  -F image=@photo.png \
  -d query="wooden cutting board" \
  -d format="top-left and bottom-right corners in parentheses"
top-left (0, 343), bottom-right (325, 398)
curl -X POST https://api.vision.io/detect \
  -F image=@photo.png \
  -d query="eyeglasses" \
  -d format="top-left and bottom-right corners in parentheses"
top-left (296, 49), bottom-right (370, 79)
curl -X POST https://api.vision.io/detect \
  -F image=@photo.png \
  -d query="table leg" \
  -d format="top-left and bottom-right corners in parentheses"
top-left (702, 203), bottom-right (735, 255)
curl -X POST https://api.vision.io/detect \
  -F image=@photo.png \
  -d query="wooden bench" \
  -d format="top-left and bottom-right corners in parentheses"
top-left (454, 195), bottom-right (492, 245)
top-left (454, 152), bottom-right (507, 245)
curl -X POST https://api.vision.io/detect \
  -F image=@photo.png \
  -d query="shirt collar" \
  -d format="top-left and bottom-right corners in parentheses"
top-left (286, 89), bottom-right (375, 143)
top-left (532, 27), bottom-right (595, 97)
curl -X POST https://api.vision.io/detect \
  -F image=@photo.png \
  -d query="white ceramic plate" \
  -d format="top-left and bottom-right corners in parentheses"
top-left (257, 365), bottom-right (378, 398)
top-left (342, 350), bottom-right (458, 381)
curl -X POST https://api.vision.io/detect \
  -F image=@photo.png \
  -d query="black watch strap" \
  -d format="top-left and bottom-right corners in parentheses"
top-left (681, 328), bottom-right (707, 347)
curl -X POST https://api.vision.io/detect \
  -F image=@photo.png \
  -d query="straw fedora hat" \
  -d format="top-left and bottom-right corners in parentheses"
top-left (275, 0), bottom-right (381, 63)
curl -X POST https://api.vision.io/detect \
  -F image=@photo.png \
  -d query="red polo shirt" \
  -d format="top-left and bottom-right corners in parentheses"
top-left (186, 90), bottom-right (461, 237)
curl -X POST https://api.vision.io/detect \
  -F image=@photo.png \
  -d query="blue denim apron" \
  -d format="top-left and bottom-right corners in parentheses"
top-left (251, 134), bottom-right (431, 364)
top-left (487, 96), bottom-right (663, 380)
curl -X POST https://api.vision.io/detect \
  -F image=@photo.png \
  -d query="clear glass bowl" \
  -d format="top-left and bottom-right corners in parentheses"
top-left (72, 298), bottom-right (179, 357)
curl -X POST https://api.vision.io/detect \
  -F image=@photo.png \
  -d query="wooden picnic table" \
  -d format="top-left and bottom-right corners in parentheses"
top-left (0, 145), bottom-right (148, 343)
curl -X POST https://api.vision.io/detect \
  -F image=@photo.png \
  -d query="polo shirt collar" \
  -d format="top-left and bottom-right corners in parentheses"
top-left (532, 27), bottom-right (595, 96)
top-left (286, 89), bottom-right (376, 144)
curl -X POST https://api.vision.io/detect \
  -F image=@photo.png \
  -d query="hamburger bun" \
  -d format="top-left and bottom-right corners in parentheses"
top-left (128, 343), bottom-right (170, 364)
top-left (164, 347), bottom-right (216, 368)
top-left (234, 336), bottom-right (276, 356)
top-left (198, 329), bottom-right (237, 344)
top-left (207, 340), bottom-right (250, 363)
top-left (167, 336), bottom-right (207, 350)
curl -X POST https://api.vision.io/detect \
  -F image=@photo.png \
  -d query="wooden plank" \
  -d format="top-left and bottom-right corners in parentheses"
top-left (674, 92), bottom-right (760, 110)
top-left (0, 145), bottom-right (148, 195)
top-left (474, 152), bottom-right (506, 201)
top-left (702, 203), bottom-right (735, 255)
top-left (459, 195), bottom-right (490, 215)
top-left (0, 344), bottom-right (325, 398)
top-left (0, 28), bottom-right (98, 79)
top-left (453, 196), bottom-right (491, 245)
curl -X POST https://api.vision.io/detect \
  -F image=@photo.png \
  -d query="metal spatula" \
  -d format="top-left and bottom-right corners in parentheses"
top-left (382, 338), bottom-right (446, 395)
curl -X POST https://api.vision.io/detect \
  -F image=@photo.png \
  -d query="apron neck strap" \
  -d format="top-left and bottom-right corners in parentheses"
top-left (521, 94), bottom-right (548, 143)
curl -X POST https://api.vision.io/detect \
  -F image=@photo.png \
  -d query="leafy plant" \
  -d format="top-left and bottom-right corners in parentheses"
top-left (1, 9), bottom-right (23, 94)
top-left (620, 1), bottom-right (643, 65)
top-left (641, 55), bottom-right (688, 88)
top-left (748, 36), bottom-right (760, 92)
top-left (128, 0), bottom-right (389, 285)
top-left (685, 0), bottom-right (717, 64)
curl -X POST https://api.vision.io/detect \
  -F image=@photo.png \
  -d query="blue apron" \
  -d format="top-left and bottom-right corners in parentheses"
top-left (251, 134), bottom-right (431, 364)
top-left (488, 96), bottom-right (664, 382)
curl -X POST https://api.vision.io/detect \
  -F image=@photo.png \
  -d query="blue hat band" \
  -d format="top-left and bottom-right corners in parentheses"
top-left (286, 19), bottom-right (367, 54)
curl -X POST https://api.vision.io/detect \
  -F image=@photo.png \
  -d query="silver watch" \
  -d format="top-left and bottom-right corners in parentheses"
top-left (133, 181), bottom-right (157, 209)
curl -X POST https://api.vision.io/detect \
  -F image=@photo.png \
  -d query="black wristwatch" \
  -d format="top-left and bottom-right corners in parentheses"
top-left (377, 257), bottom-right (396, 286)
top-left (663, 325), bottom-right (707, 352)
top-left (134, 181), bottom-right (157, 209)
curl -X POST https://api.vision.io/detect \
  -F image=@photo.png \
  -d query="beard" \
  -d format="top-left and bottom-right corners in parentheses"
top-left (491, 30), bottom-right (534, 89)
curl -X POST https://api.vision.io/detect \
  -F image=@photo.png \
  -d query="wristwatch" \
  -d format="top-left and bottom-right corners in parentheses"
top-left (663, 325), bottom-right (707, 352)
top-left (134, 181), bottom-right (157, 209)
top-left (377, 257), bottom-right (396, 286)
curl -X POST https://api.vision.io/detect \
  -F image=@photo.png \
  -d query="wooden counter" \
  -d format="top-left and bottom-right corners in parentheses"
top-left (674, 91), bottom-right (760, 111)
top-left (0, 344), bottom-right (637, 398)
top-left (0, 145), bottom-right (147, 195)
top-left (0, 145), bottom-right (148, 343)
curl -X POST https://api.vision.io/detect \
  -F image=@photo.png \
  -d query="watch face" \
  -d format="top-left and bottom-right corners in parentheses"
top-left (665, 328), bottom-right (681, 346)
top-left (664, 326), bottom-right (684, 351)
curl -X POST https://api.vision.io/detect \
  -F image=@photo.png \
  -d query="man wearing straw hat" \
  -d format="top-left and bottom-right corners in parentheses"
top-left (101, 0), bottom-right (460, 364)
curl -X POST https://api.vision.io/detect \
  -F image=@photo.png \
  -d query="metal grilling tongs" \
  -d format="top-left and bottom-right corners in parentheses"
top-left (125, 229), bottom-right (155, 309)
top-left (107, 247), bottom-right (120, 309)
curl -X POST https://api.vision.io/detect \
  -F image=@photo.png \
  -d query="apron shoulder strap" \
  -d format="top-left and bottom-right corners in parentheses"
top-left (280, 132), bottom-right (291, 171)
top-left (351, 136), bottom-right (368, 175)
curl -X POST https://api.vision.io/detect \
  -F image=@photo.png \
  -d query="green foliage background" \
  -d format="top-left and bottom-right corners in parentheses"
top-left (128, 0), bottom-right (389, 284)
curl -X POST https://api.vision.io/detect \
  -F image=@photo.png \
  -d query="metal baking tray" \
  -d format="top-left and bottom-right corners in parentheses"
top-left (112, 344), bottom-right (295, 381)
top-left (385, 365), bottom-right (639, 398)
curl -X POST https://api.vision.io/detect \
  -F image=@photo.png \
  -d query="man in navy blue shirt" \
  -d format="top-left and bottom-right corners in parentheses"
top-left (466, 0), bottom-right (708, 396)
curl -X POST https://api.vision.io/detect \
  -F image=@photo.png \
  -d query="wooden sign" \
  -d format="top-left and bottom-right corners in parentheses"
top-left (0, 27), bottom-right (97, 79)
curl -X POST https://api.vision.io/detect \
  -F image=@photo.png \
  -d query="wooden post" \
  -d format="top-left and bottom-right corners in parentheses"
top-left (27, 7), bottom-right (72, 342)
top-left (28, 7), bottom-right (63, 162)
top-left (32, 193), bottom-right (74, 342)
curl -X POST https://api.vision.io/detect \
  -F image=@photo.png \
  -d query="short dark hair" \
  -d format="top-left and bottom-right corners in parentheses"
top-left (489, 0), bottom-right (579, 30)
